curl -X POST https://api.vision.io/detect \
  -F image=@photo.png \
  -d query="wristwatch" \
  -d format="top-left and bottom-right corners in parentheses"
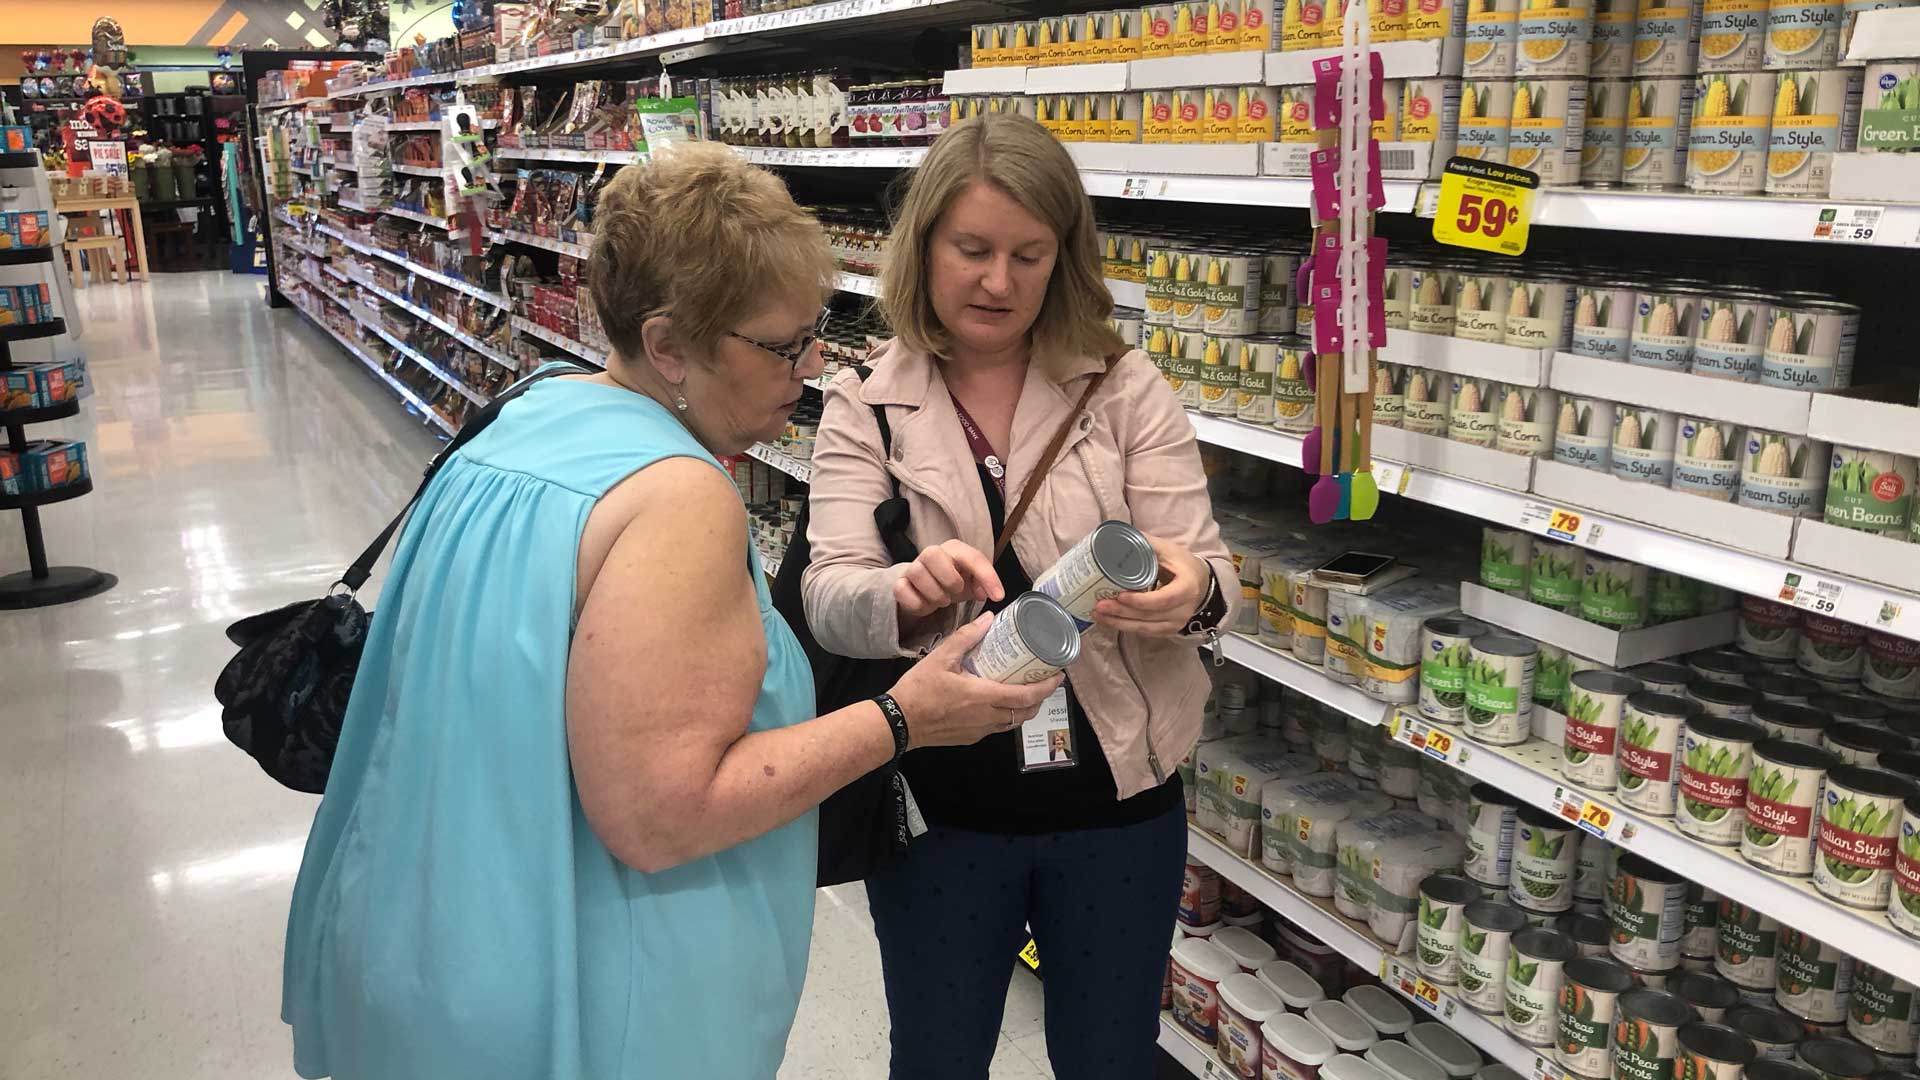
top-left (1183, 567), bottom-right (1230, 638)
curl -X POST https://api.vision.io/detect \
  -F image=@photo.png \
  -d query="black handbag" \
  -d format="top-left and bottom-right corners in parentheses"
top-left (769, 365), bottom-right (921, 887)
top-left (214, 363), bottom-right (590, 793)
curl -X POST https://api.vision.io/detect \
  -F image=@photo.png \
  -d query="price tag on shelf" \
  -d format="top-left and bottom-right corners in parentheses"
top-left (1518, 501), bottom-right (1587, 543)
top-left (1370, 460), bottom-right (1411, 496)
top-left (1430, 157), bottom-right (1538, 256)
top-left (1549, 785), bottom-right (1622, 840)
top-left (1120, 176), bottom-right (1154, 199)
top-left (1531, 1053), bottom-right (1564, 1080)
top-left (1810, 204), bottom-right (1883, 244)
top-left (1381, 959), bottom-right (1446, 1016)
top-left (1778, 571), bottom-right (1845, 616)
top-left (1391, 710), bottom-right (1458, 763)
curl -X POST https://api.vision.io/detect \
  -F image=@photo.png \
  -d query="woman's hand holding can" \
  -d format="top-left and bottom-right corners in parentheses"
top-left (888, 613), bottom-right (1063, 750)
top-left (1090, 532), bottom-right (1214, 637)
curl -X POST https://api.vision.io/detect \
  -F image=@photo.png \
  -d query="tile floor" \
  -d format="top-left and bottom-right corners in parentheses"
top-left (0, 271), bottom-right (1058, 1080)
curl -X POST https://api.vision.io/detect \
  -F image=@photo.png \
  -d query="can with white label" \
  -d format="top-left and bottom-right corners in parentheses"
top-left (1419, 873), bottom-right (1483, 985)
top-left (963, 591), bottom-right (1082, 683)
top-left (1467, 782), bottom-right (1524, 887)
top-left (1715, 898), bottom-right (1779, 990)
top-left (1467, 634), bottom-right (1539, 746)
top-left (1619, 692), bottom-right (1701, 817)
top-left (1590, 0), bottom-right (1637, 75)
top-left (1610, 405), bottom-right (1678, 486)
top-left (1775, 928), bottom-right (1853, 1025)
top-left (1506, 927), bottom-right (1578, 1045)
top-left (1700, 0), bottom-right (1767, 71)
top-left (1613, 988), bottom-right (1691, 1080)
top-left (1461, 900), bottom-right (1529, 1014)
top-left (1693, 293), bottom-right (1771, 382)
top-left (1585, 79), bottom-right (1631, 183)
top-left (1515, 2), bottom-right (1593, 78)
top-left (1888, 794), bottom-right (1920, 939)
top-left (1564, 671), bottom-right (1643, 790)
top-left (1760, 297), bottom-right (1858, 393)
top-left (1677, 714), bottom-right (1768, 846)
top-left (1512, 806), bottom-right (1579, 912)
top-left (1032, 521), bottom-right (1160, 627)
top-left (1508, 78), bottom-right (1589, 184)
top-left (1458, 79), bottom-right (1516, 162)
top-left (1561, 957), bottom-right (1637, 1080)
top-left (1422, 615), bottom-right (1493, 726)
top-left (1765, 67), bottom-right (1863, 197)
top-left (1555, 394), bottom-right (1616, 473)
top-left (1629, 287), bottom-right (1703, 371)
top-left (1623, 77), bottom-right (1696, 188)
top-left (1848, 961), bottom-right (1920, 1056)
top-left (1741, 738), bottom-right (1842, 875)
top-left (1739, 429), bottom-right (1831, 518)
top-left (1815, 765), bottom-right (1919, 909)
top-left (1635, 0), bottom-right (1703, 76)
top-left (1608, 853), bottom-right (1688, 972)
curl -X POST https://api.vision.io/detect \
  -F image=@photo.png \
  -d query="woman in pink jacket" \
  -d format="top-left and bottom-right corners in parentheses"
top-left (801, 112), bottom-right (1237, 1079)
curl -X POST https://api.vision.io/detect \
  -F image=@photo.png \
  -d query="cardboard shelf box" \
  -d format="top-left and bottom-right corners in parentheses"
top-left (1530, 459), bottom-right (1798, 559)
top-left (1372, 426), bottom-right (1537, 491)
top-left (1549, 352), bottom-right (1814, 435)
top-left (1460, 582), bottom-right (1738, 667)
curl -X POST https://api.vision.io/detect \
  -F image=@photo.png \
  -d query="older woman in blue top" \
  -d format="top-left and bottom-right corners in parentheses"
top-left (281, 143), bottom-right (1059, 1079)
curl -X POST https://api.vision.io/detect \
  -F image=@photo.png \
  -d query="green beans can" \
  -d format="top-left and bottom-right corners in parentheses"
top-left (1825, 723), bottom-right (1907, 767)
top-left (1419, 873), bottom-right (1483, 985)
top-left (1850, 962), bottom-right (1920, 1058)
top-left (1583, 555), bottom-right (1652, 630)
top-left (1824, 446), bottom-right (1913, 537)
top-left (1815, 765), bottom-right (1920, 909)
top-left (1742, 738), bottom-right (1843, 875)
top-left (1538, 642), bottom-right (1573, 714)
top-left (1678, 714), bottom-right (1768, 845)
top-left (1467, 634), bottom-right (1539, 746)
top-left (1676, 1022), bottom-right (1760, 1080)
top-left (1607, 853), bottom-right (1687, 971)
top-left (1632, 661), bottom-right (1696, 696)
top-left (1482, 528), bottom-right (1534, 597)
top-left (1619, 692), bottom-right (1701, 816)
top-left (1561, 956), bottom-right (1637, 1079)
top-left (1775, 928), bottom-right (1853, 1025)
top-left (1507, 927), bottom-right (1577, 1046)
top-left (1467, 783), bottom-right (1523, 887)
top-left (1687, 681), bottom-right (1763, 723)
top-left (1738, 596), bottom-right (1803, 660)
top-left (1715, 898), bottom-right (1780, 990)
top-left (1565, 671), bottom-right (1643, 790)
top-left (1866, 631), bottom-right (1920, 701)
top-left (1423, 616), bottom-right (1493, 727)
top-left (1461, 900), bottom-right (1529, 1014)
top-left (1692, 648), bottom-right (1764, 686)
top-left (1531, 539), bottom-right (1584, 614)
top-left (1890, 794), bottom-right (1920, 938)
top-left (1512, 806), bottom-right (1580, 912)
top-left (1613, 988), bottom-right (1692, 1080)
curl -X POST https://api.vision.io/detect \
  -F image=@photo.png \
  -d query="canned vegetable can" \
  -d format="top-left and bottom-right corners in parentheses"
top-left (1816, 765), bottom-right (1920, 908)
top-left (1678, 715), bottom-right (1768, 845)
top-left (1715, 898), bottom-right (1779, 989)
top-left (1672, 971), bottom-right (1744, 1021)
top-left (1560, 957), bottom-right (1637, 1078)
top-left (1739, 429), bottom-right (1831, 518)
top-left (1619, 692), bottom-right (1700, 816)
top-left (1742, 738), bottom-right (1843, 875)
top-left (1556, 395), bottom-right (1616, 472)
top-left (1506, 927), bottom-right (1578, 1045)
top-left (1609, 403), bottom-right (1677, 481)
top-left (1608, 853), bottom-right (1687, 971)
top-left (1624, 77), bottom-right (1697, 188)
top-left (1512, 806), bottom-right (1579, 912)
top-left (1766, 68), bottom-right (1864, 197)
top-left (1850, 962), bottom-right (1920, 1057)
top-left (1613, 988), bottom-right (1692, 1080)
top-left (1775, 927), bottom-right (1854, 1024)
top-left (963, 592), bottom-right (1082, 682)
top-left (1424, 616), bottom-right (1494, 726)
top-left (1463, 900), bottom-right (1530, 1014)
top-left (1467, 783), bottom-right (1524, 886)
top-left (1419, 873), bottom-right (1484, 985)
top-left (1676, 1023), bottom-right (1760, 1080)
top-left (1467, 634), bottom-right (1540, 746)
top-left (1565, 671), bottom-right (1642, 790)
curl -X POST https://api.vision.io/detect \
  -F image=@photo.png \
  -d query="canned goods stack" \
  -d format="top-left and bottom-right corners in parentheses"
top-left (968, 12), bottom-right (1147, 68)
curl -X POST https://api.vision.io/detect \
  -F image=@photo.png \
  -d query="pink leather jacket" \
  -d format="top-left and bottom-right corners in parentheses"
top-left (799, 339), bottom-right (1237, 800)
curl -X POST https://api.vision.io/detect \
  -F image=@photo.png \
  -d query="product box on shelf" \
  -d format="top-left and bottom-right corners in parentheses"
top-left (1550, 352), bottom-right (1814, 435)
top-left (0, 211), bottom-right (50, 249)
top-left (1389, 331), bottom-right (1553, 387)
top-left (1372, 425), bottom-right (1538, 490)
top-left (1530, 458), bottom-right (1800, 558)
top-left (1458, 582), bottom-right (1739, 667)
top-left (19, 439), bottom-right (86, 490)
top-left (0, 451), bottom-right (18, 496)
top-left (0, 284), bottom-right (54, 326)
top-left (1791, 521), bottom-right (1920, 594)
top-left (2, 126), bottom-right (32, 152)
top-left (1806, 385), bottom-right (1920, 459)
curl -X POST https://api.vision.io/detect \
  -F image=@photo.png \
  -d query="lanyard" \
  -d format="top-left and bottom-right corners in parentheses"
top-left (949, 392), bottom-right (1006, 497)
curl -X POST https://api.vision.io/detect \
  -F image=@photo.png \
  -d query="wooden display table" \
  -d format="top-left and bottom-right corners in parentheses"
top-left (53, 196), bottom-right (149, 281)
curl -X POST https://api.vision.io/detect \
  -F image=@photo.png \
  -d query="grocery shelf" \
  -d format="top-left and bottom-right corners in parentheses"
top-left (492, 228), bottom-right (592, 259)
top-left (461, 0), bottom-right (984, 80)
top-left (330, 230), bottom-right (511, 309)
top-left (0, 478), bottom-right (93, 513)
top-left (747, 442), bottom-right (814, 484)
top-left (733, 145), bottom-right (929, 169)
top-left (1209, 625), bottom-right (1920, 985)
top-left (383, 205), bottom-right (462, 231)
top-left (350, 306), bottom-right (491, 406)
top-left (833, 271), bottom-right (879, 297)
top-left (327, 72), bottom-right (456, 99)
top-left (0, 247), bottom-right (55, 267)
top-left (512, 315), bottom-right (608, 365)
top-left (1184, 823), bottom-right (1542, 1075)
top-left (1155, 1015), bottom-right (1218, 1078)
top-left (0, 399), bottom-right (80, 426)
top-left (258, 95), bottom-right (326, 110)
top-left (493, 146), bottom-right (647, 165)
top-left (383, 118), bottom-right (498, 132)
top-left (1080, 169), bottom-right (1424, 213)
top-left (392, 163), bottom-right (444, 177)
top-left (1106, 278), bottom-right (1146, 308)
top-left (355, 276), bottom-right (515, 369)
top-left (290, 301), bottom-right (459, 437)
top-left (754, 541), bottom-right (785, 580)
top-left (0, 319), bottom-right (66, 343)
top-left (1184, 411), bottom-right (1920, 642)
top-left (1414, 184), bottom-right (1920, 250)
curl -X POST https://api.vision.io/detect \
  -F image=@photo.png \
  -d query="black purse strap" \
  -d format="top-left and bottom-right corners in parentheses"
top-left (853, 363), bottom-right (919, 567)
top-left (340, 362), bottom-right (592, 592)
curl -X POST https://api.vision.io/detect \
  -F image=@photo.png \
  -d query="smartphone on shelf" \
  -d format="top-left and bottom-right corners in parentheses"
top-left (1311, 551), bottom-right (1399, 587)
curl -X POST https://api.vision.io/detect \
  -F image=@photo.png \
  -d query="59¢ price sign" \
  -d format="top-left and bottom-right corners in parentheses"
top-left (1431, 157), bottom-right (1540, 256)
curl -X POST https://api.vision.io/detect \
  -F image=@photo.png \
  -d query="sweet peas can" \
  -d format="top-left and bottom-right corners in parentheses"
top-left (1461, 900), bottom-right (1529, 1013)
top-left (1715, 898), bottom-right (1779, 989)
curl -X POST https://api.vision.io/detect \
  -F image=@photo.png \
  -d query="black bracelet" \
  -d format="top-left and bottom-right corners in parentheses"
top-left (873, 693), bottom-right (910, 763)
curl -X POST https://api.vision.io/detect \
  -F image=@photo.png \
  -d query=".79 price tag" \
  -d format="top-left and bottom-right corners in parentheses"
top-left (1393, 710), bottom-right (1458, 763)
top-left (1431, 157), bottom-right (1539, 256)
top-left (1549, 785), bottom-right (1621, 840)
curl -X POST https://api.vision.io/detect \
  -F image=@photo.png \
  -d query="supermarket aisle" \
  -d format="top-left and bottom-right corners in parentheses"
top-left (0, 271), bottom-right (1055, 1080)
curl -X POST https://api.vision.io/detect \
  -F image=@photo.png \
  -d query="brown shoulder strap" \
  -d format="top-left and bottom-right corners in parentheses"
top-left (993, 361), bottom-right (1114, 562)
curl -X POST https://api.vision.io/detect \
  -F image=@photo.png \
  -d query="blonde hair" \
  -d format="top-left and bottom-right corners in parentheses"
top-left (880, 113), bottom-right (1124, 376)
top-left (589, 143), bottom-right (836, 363)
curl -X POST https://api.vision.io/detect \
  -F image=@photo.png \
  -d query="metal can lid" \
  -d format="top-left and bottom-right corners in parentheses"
top-left (1424, 615), bottom-right (1493, 640)
top-left (1812, 693), bottom-right (1892, 724)
top-left (1669, 971), bottom-right (1743, 1011)
top-left (1471, 633), bottom-right (1538, 659)
top-left (1783, 296), bottom-right (1862, 316)
top-left (1572, 669), bottom-right (1644, 697)
top-left (1826, 721), bottom-right (1908, 755)
top-left (1615, 850), bottom-right (1685, 884)
top-left (1687, 681), bottom-right (1765, 709)
top-left (1007, 591), bottom-right (1082, 670)
top-left (1752, 736), bottom-right (1843, 772)
top-left (1754, 700), bottom-right (1831, 730)
top-left (1883, 752), bottom-right (1920, 785)
top-left (1748, 673), bottom-right (1824, 700)
top-left (1463, 899), bottom-right (1529, 933)
top-left (1683, 712), bottom-right (1766, 743)
top-left (1563, 914), bottom-right (1613, 951)
top-left (1800, 1037), bottom-right (1880, 1080)
top-left (1679, 1022), bottom-right (1759, 1067)
top-left (1825, 764), bottom-right (1920, 801)
top-left (1629, 661), bottom-right (1696, 687)
top-left (1512, 927), bottom-right (1576, 963)
top-left (1619, 987), bottom-right (1693, 1027)
top-left (1088, 520), bottom-right (1160, 593)
top-left (1420, 873), bottom-right (1485, 907)
top-left (1566, 954), bottom-right (1636, 993)
top-left (1627, 691), bottom-right (1699, 720)
top-left (1691, 648), bottom-right (1763, 676)
top-left (1727, 1005), bottom-right (1809, 1047)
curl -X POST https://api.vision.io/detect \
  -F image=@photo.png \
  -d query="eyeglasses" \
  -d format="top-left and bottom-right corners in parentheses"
top-left (726, 308), bottom-right (832, 370)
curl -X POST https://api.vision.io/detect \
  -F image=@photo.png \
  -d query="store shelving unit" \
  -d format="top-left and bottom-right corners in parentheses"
top-left (0, 155), bottom-right (113, 609)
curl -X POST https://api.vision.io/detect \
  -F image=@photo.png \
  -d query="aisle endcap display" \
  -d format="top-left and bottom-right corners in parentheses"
top-left (1264, 39), bottom-right (1459, 85)
top-left (1549, 353), bottom-right (1814, 437)
top-left (1530, 460), bottom-right (1799, 560)
top-left (1457, 583), bottom-right (1738, 669)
